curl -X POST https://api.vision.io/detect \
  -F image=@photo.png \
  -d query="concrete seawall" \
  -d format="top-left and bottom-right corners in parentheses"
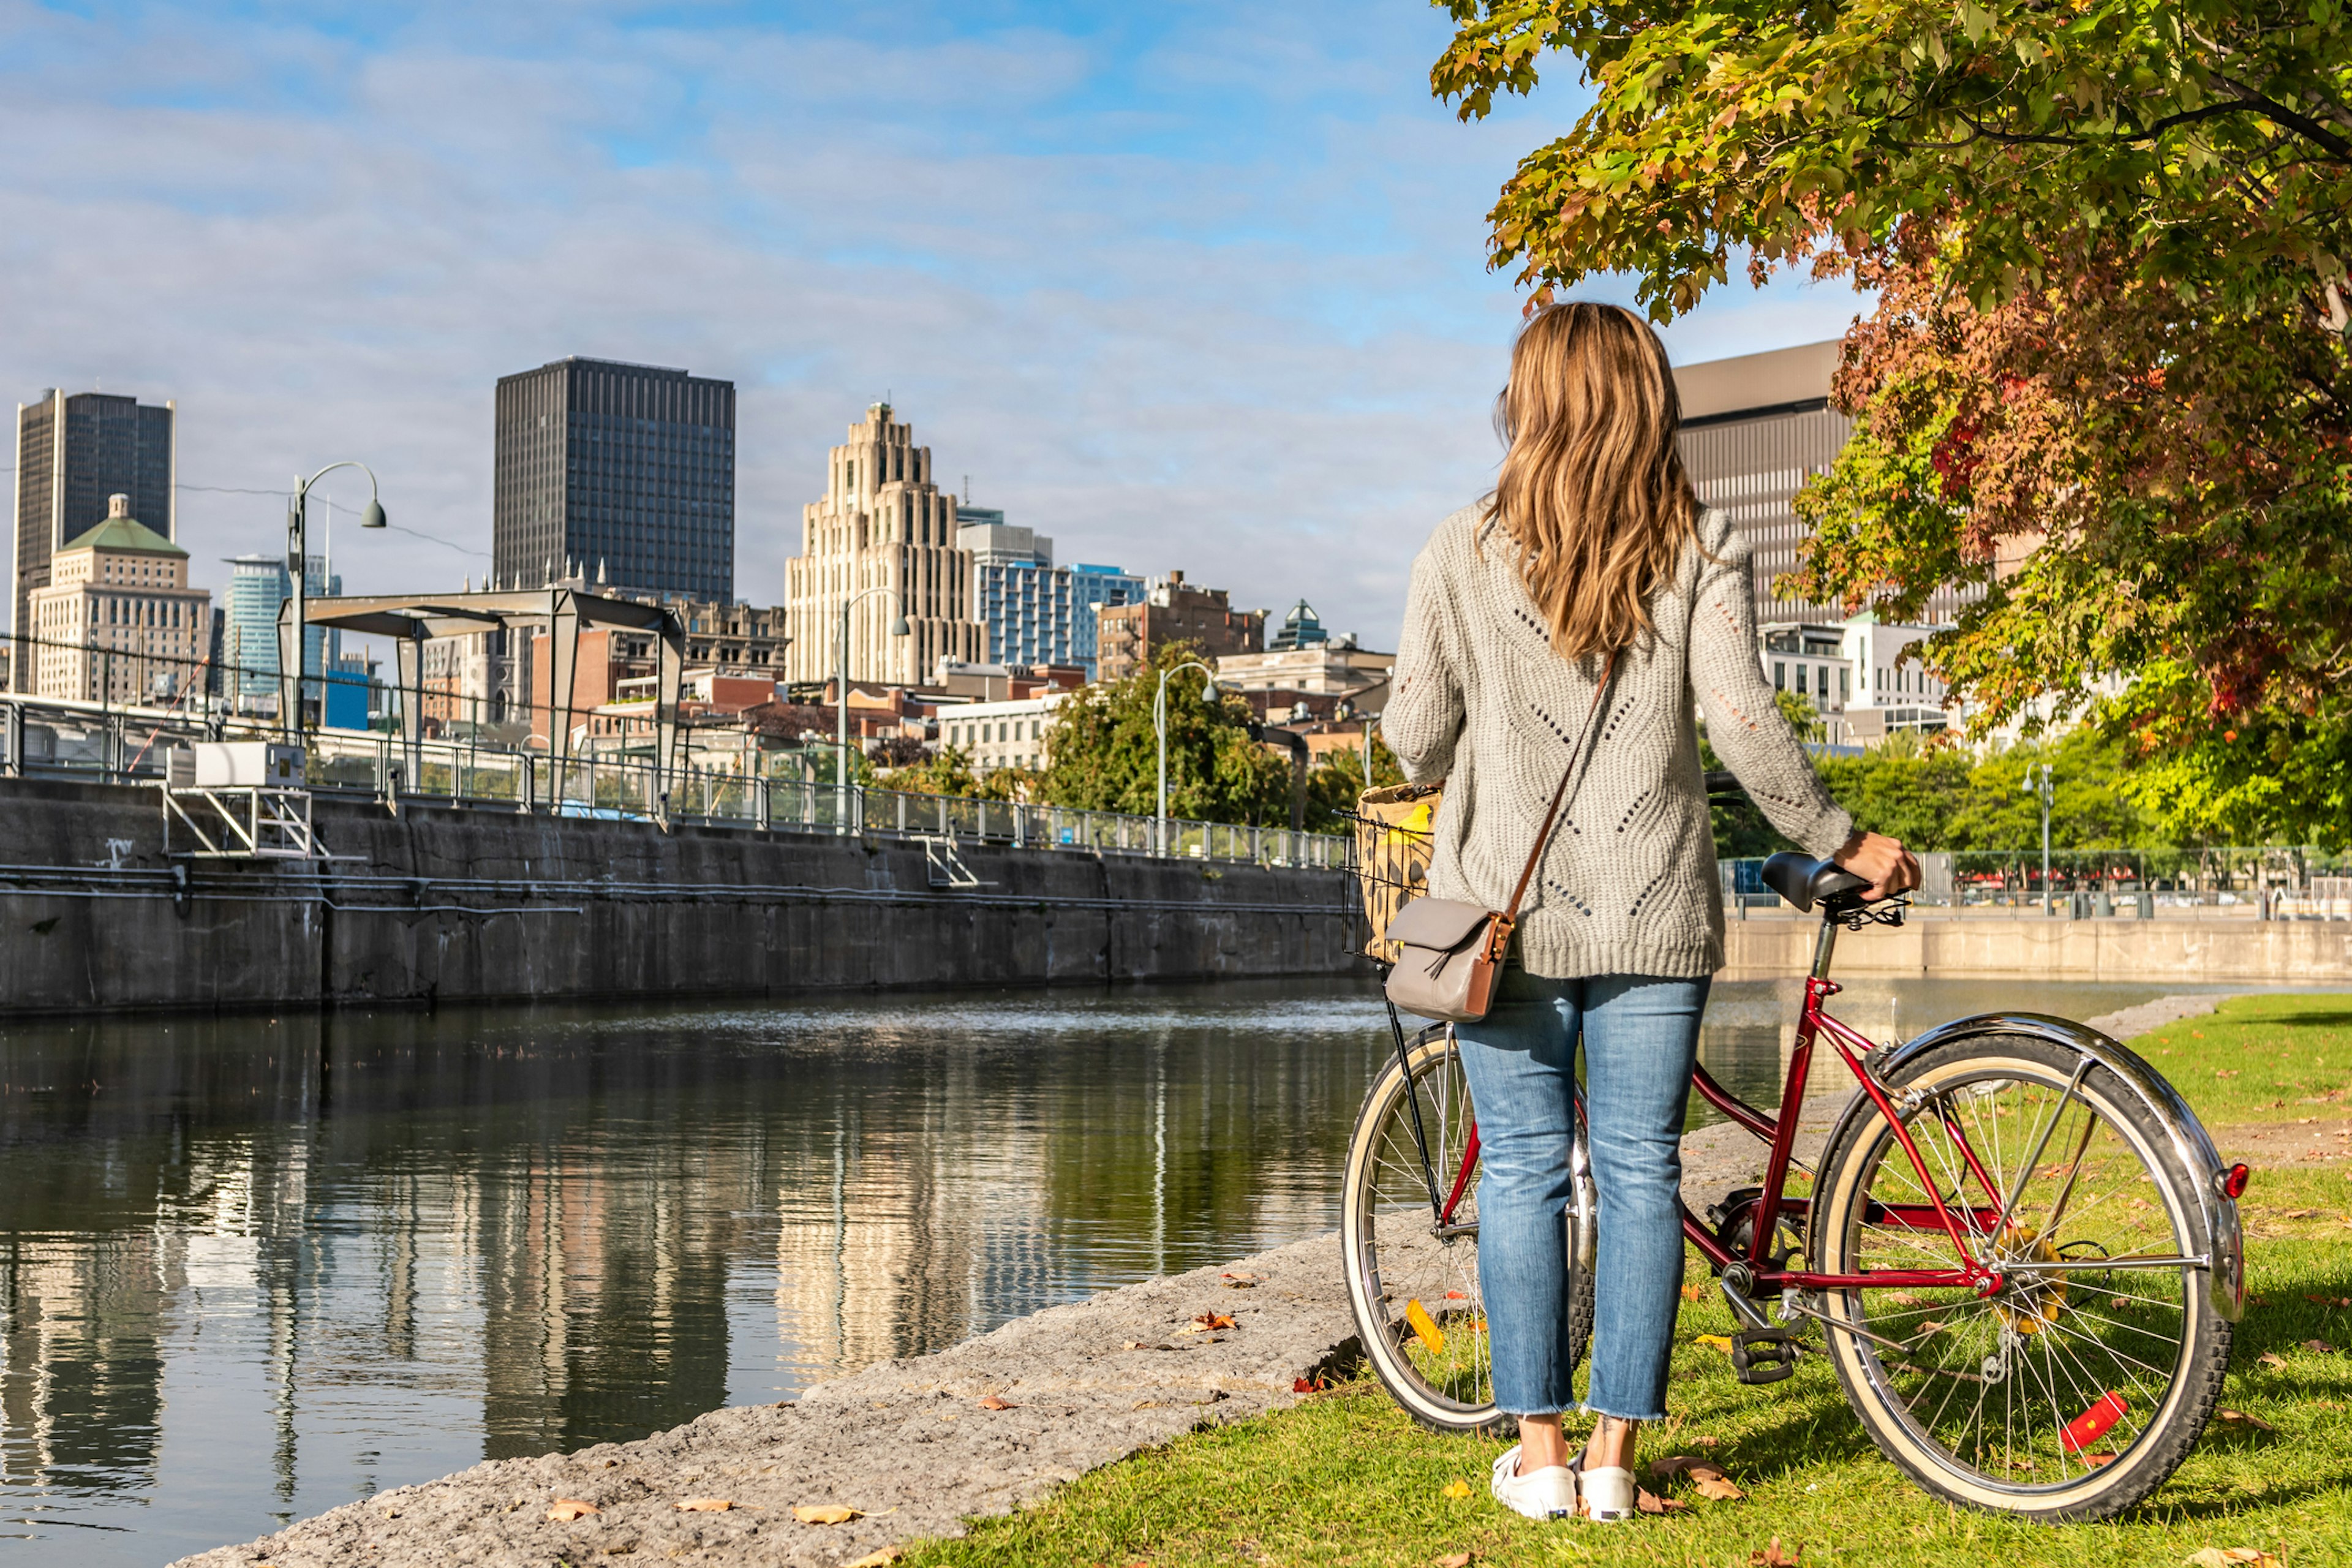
top-left (1724, 908), bottom-right (2352, 983)
top-left (0, 778), bottom-right (1363, 1015)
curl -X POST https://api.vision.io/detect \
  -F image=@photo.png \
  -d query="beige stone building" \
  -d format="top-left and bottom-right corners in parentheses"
top-left (25, 494), bottom-right (211, 704)
top-left (783, 404), bottom-right (981, 687)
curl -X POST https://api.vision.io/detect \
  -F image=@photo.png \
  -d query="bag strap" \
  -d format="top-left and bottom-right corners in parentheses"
top-left (1499, 649), bottom-right (1619, 925)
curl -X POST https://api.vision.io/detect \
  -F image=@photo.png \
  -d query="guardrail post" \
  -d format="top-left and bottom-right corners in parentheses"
top-left (4, 703), bottom-right (21, 779)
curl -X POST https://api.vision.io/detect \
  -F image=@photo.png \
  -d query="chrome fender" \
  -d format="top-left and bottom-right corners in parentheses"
top-left (1819, 1011), bottom-right (2244, 1323)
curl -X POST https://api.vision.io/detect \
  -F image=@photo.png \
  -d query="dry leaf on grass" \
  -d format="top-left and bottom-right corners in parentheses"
top-left (791, 1504), bottom-right (861, 1525)
top-left (2281, 1208), bottom-right (2320, 1219)
top-left (546, 1499), bottom-right (600, 1521)
top-left (1437, 1555), bottom-right (1474, 1567)
top-left (1695, 1334), bottom-right (1735, 1353)
top-left (1884, 1291), bottom-right (1926, 1307)
top-left (2302, 1339), bottom-right (2339, 1354)
top-left (1749, 1539), bottom-right (1802, 1567)
top-left (845, 1551), bottom-right (903, 1568)
top-left (1440, 1480), bottom-right (1473, 1500)
top-left (978, 1396), bottom-right (1016, 1411)
top-left (2306, 1294), bottom-right (2352, 1307)
top-left (1635, 1488), bottom-right (1689, 1515)
top-left (1649, 1455), bottom-right (1744, 1499)
top-left (1692, 1434), bottom-right (1722, 1447)
top-left (2183, 1550), bottom-right (2280, 1568)
top-left (2216, 1409), bottom-right (2279, 1433)
top-left (2258, 1352), bottom-right (2289, 1370)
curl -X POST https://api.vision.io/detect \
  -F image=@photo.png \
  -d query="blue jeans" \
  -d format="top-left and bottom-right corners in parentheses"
top-left (1453, 969), bottom-right (1709, 1422)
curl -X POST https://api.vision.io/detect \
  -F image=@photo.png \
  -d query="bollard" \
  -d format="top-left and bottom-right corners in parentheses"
top-left (2138, 889), bottom-right (2154, 919)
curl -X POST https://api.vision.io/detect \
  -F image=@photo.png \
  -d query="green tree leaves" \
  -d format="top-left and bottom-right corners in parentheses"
top-left (1031, 643), bottom-right (1294, 827)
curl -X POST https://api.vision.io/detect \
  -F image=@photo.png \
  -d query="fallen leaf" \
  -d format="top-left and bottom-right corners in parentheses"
top-left (2217, 1409), bottom-right (2278, 1433)
top-left (791, 1504), bottom-right (861, 1525)
top-left (546, 1499), bottom-right (600, 1521)
top-left (1681, 1283), bottom-right (1706, 1302)
top-left (1192, 1312), bottom-right (1236, 1331)
top-left (1292, 1378), bottom-right (1316, 1393)
top-left (977, 1396), bottom-right (1016, 1411)
top-left (1635, 1487), bottom-right (1690, 1514)
top-left (1221, 1270), bottom-right (1259, 1282)
top-left (1885, 1291), bottom-right (1926, 1308)
top-left (2304, 1339), bottom-right (2339, 1354)
top-left (1694, 1468), bottom-right (1746, 1502)
top-left (2081, 1452), bottom-right (2116, 1467)
top-left (1440, 1480), bottom-right (1473, 1500)
top-left (1437, 1555), bottom-right (1473, 1567)
top-left (2281, 1208), bottom-right (2319, 1219)
top-left (1917, 1321), bottom-right (1949, 1335)
top-left (2215, 1069), bottom-right (2239, 1078)
top-left (1749, 1539), bottom-right (1802, 1567)
top-left (2306, 1294), bottom-right (2352, 1307)
top-left (2183, 1550), bottom-right (2279, 1568)
top-left (1692, 1434), bottom-right (1722, 1447)
top-left (1695, 1334), bottom-right (1735, 1353)
top-left (678, 1498), bottom-right (760, 1513)
top-left (845, 1551), bottom-right (902, 1568)
top-left (1649, 1455), bottom-right (1700, 1477)
top-left (2259, 1352), bottom-right (2288, 1370)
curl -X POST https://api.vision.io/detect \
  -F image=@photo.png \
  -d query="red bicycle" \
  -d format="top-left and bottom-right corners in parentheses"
top-left (1341, 813), bottom-right (2249, 1521)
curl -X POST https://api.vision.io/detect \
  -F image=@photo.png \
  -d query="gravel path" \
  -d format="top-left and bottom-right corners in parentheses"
top-left (178, 994), bottom-right (2234, 1568)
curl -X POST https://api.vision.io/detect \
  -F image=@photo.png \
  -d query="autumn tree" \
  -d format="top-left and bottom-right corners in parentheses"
top-left (1433, 1), bottom-right (2352, 842)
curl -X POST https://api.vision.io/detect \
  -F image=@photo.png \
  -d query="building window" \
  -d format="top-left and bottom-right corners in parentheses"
top-left (1773, 661), bottom-right (1785, 690)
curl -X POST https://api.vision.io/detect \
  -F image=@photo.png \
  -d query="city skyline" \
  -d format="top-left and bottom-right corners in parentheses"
top-left (0, 2), bottom-right (1866, 662)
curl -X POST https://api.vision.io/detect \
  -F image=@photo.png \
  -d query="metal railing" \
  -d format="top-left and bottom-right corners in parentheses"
top-left (0, 693), bottom-right (1351, 871)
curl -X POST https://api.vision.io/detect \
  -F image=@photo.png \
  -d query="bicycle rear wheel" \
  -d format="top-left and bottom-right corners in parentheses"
top-left (1814, 1033), bottom-right (2230, 1521)
top-left (1340, 1022), bottom-right (1593, 1433)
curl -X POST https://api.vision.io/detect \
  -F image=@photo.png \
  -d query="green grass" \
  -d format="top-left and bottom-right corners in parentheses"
top-left (2130, 993), bottom-right (2352, 1128)
top-left (892, 995), bottom-right (2352, 1566)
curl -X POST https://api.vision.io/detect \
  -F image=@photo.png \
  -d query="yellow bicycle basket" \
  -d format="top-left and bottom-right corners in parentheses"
top-left (1352, 782), bottom-right (1441, 963)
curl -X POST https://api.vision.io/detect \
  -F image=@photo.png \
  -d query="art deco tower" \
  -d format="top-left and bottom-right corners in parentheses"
top-left (782, 404), bottom-right (981, 687)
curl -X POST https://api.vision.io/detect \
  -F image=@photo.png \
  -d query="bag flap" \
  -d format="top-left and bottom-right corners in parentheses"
top-left (1383, 897), bottom-right (1494, 952)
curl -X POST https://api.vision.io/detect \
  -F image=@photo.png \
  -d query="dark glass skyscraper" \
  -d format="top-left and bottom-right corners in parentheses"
top-left (492, 358), bottom-right (736, 601)
top-left (11, 390), bottom-right (176, 692)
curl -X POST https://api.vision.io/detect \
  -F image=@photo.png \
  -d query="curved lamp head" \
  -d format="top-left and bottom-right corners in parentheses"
top-left (1200, 677), bottom-right (1221, 703)
top-left (361, 499), bottom-right (388, 530)
top-left (888, 615), bottom-right (911, 637)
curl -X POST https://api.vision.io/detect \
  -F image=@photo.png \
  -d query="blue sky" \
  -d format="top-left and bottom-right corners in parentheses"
top-left (0, 0), bottom-right (1864, 647)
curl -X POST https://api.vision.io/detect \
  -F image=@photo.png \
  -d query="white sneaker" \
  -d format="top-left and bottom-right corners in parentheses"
top-left (1489, 1444), bottom-right (1575, 1521)
top-left (1575, 1461), bottom-right (1637, 1522)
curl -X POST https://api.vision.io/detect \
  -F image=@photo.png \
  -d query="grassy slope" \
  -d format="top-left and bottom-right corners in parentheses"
top-left (899, 995), bottom-right (2352, 1567)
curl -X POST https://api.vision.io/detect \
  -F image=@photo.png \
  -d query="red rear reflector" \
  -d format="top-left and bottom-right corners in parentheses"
top-left (2218, 1163), bottom-right (2250, 1199)
top-left (2060, 1391), bottom-right (2129, 1453)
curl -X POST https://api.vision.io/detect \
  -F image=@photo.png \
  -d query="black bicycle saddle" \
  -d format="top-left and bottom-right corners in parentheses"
top-left (1760, 851), bottom-right (1871, 913)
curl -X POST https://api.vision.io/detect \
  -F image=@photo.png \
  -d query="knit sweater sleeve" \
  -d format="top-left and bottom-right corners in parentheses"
top-left (1382, 542), bottom-right (1464, 785)
top-left (1687, 516), bottom-right (1855, 858)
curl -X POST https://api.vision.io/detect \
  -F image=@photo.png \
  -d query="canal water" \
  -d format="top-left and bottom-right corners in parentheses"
top-left (0, 974), bottom-right (2255, 1563)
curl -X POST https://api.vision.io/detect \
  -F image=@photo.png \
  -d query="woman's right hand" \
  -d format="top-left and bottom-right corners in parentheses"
top-left (1833, 830), bottom-right (1921, 902)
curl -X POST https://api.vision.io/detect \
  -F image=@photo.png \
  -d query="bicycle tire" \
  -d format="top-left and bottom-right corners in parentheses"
top-left (1340, 1023), bottom-right (1594, 1434)
top-left (1812, 1032), bottom-right (2230, 1521)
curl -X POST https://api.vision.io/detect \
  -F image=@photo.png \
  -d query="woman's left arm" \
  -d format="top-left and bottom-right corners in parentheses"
top-left (1381, 550), bottom-right (1464, 785)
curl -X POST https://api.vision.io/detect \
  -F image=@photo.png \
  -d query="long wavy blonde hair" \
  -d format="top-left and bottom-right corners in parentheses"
top-left (1483, 303), bottom-right (1703, 660)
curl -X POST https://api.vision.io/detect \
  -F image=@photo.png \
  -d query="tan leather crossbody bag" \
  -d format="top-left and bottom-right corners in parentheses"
top-left (1382, 652), bottom-right (1617, 1023)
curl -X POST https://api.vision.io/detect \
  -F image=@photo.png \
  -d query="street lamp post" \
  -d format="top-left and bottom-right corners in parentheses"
top-left (835, 585), bottom-right (911, 834)
top-left (1154, 660), bottom-right (1220, 858)
top-left (2021, 761), bottom-right (2054, 916)
top-left (282, 462), bottom-right (386, 741)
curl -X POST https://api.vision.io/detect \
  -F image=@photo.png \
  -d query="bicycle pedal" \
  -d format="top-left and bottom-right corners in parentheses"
top-left (1729, 1325), bottom-right (1798, 1386)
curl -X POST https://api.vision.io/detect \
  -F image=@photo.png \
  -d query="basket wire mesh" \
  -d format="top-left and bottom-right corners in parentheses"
top-left (1347, 783), bottom-right (1441, 963)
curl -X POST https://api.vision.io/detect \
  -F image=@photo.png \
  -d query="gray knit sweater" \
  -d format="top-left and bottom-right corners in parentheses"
top-left (1382, 505), bottom-right (1853, 979)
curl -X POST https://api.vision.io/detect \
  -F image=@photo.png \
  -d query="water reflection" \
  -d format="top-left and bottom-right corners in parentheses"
top-left (0, 974), bottom-right (2241, 1563)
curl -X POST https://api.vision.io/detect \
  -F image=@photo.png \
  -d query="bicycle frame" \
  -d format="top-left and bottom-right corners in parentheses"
top-left (1406, 910), bottom-right (2011, 1298)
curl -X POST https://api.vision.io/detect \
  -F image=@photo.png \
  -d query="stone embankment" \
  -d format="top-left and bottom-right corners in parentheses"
top-left (175, 995), bottom-right (2227, 1568)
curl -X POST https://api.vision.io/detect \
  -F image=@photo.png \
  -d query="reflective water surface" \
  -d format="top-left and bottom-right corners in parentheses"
top-left (0, 973), bottom-right (2250, 1563)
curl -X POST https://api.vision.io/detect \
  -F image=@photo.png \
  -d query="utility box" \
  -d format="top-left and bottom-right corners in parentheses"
top-left (168, 742), bottom-right (306, 790)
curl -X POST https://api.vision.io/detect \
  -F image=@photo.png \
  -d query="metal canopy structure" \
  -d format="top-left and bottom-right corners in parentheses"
top-left (282, 587), bottom-right (687, 793)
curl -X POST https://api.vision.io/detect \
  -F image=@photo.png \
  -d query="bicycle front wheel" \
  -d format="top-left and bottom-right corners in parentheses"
top-left (1340, 1023), bottom-right (1594, 1434)
top-left (1814, 1032), bottom-right (2230, 1521)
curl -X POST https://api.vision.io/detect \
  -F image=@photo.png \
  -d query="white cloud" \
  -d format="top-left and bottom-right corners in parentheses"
top-left (0, 0), bottom-right (1847, 661)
